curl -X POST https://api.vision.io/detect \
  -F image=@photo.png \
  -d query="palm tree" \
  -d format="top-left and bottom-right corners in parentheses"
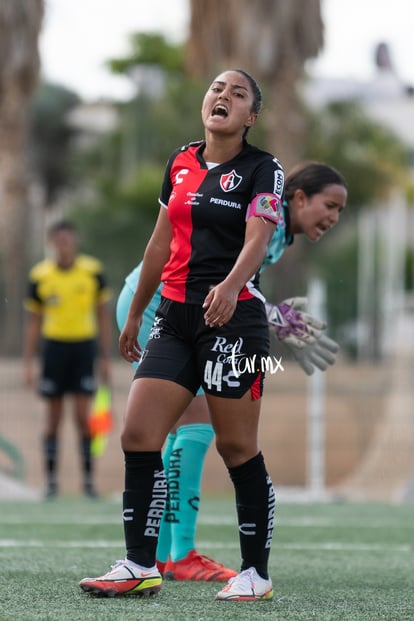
top-left (187, 0), bottom-right (323, 169)
top-left (0, 0), bottom-right (44, 354)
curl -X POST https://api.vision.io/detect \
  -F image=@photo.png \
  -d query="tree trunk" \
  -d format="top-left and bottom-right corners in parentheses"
top-left (0, 82), bottom-right (31, 353)
top-left (0, 0), bottom-right (44, 354)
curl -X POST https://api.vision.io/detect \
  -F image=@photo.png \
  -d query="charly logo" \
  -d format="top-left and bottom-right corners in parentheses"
top-left (220, 169), bottom-right (242, 192)
top-left (239, 522), bottom-right (256, 536)
top-left (175, 168), bottom-right (189, 184)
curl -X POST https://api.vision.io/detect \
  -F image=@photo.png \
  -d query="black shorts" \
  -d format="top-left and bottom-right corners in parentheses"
top-left (134, 296), bottom-right (269, 399)
top-left (39, 339), bottom-right (97, 397)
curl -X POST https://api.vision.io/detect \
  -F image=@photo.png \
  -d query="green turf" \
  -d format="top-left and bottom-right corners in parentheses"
top-left (0, 497), bottom-right (413, 620)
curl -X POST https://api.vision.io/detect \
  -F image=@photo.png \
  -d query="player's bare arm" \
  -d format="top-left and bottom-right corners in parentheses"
top-left (119, 207), bottom-right (172, 362)
top-left (203, 216), bottom-right (275, 327)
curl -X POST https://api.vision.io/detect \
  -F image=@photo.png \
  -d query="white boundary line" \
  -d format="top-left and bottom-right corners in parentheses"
top-left (0, 539), bottom-right (411, 552)
top-left (0, 515), bottom-right (413, 528)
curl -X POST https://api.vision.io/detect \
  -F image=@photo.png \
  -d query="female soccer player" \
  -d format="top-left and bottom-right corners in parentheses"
top-left (80, 69), bottom-right (346, 602)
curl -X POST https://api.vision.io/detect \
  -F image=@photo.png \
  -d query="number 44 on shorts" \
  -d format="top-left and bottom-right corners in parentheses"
top-left (204, 360), bottom-right (223, 391)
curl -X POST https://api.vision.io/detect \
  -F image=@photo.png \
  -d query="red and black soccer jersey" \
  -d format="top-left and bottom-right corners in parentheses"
top-left (159, 140), bottom-right (284, 304)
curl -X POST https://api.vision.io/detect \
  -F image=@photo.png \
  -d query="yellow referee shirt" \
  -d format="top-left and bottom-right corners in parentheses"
top-left (24, 254), bottom-right (112, 341)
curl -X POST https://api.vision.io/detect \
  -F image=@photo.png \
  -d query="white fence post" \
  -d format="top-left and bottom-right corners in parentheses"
top-left (307, 277), bottom-right (327, 499)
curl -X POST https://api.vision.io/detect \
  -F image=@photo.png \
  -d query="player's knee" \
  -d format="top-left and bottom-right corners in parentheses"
top-left (120, 425), bottom-right (163, 452)
top-left (120, 426), bottom-right (144, 452)
top-left (215, 436), bottom-right (256, 468)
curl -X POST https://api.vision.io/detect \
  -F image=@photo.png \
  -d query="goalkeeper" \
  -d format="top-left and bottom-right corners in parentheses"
top-left (114, 161), bottom-right (343, 583)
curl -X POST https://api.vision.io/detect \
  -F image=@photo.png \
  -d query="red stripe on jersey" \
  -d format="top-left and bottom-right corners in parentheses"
top-left (161, 147), bottom-right (209, 302)
top-left (238, 287), bottom-right (255, 300)
top-left (238, 280), bottom-right (266, 301)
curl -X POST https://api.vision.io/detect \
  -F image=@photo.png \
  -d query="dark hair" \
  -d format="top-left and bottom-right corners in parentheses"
top-left (47, 219), bottom-right (78, 238)
top-left (233, 68), bottom-right (263, 114)
top-left (284, 162), bottom-right (346, 202)
top-left (230, 69), bottom-right (262, 139)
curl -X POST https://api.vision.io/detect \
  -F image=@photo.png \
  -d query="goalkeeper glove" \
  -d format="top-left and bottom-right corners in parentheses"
top-left (265, 298), bottom-right (340, 375)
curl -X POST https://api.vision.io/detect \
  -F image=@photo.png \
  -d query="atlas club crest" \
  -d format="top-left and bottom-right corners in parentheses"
top-left (220, 169), bottom-right (242, 192)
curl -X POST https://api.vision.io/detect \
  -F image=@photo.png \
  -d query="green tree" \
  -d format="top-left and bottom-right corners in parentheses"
top-left (68, 34), bottom-right (205, 287)
top-left (262, 101), bottom-right (411, 357)
top-left (29, 82), bottom-right (80, 206)
top-left (107, 32), bottom-right (184, 74)
top-left (70, 159), bottom-right (164, 290)
top-left (298, 100), bottom-right (411, 359)
top-left (303, 100), bottom-right (411, 207)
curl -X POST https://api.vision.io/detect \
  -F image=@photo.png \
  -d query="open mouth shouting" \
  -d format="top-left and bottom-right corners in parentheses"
top-left (211, 104), bottom-right (228, 117)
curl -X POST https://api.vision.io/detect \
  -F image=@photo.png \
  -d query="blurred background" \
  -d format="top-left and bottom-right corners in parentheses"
top-left (1, 0), bottom-right (413, 503)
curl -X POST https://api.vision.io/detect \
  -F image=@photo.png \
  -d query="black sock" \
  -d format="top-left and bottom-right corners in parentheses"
top-left (228, 452), bottom-right (275, 579)
top-left (43, 435), bottom-right (58, 490)
top-left (123, 451), bottom-right (166, 567)
top-left (80, 437), bottom-right (93, 491)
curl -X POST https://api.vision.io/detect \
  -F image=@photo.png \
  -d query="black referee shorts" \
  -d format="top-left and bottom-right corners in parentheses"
top-left (39, 339), bottom-right (97, 397)
top-left (134, 296), bottom-right (269, 399)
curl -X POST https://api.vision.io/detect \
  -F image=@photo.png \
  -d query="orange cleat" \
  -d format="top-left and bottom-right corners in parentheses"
top-left (164, 549), bottom-right (237, 582)
top-left (156, 559), bottom-right (167, 576)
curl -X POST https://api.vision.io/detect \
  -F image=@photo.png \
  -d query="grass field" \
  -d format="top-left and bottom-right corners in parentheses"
top-left (1, 496), bottom-right (413, 620)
